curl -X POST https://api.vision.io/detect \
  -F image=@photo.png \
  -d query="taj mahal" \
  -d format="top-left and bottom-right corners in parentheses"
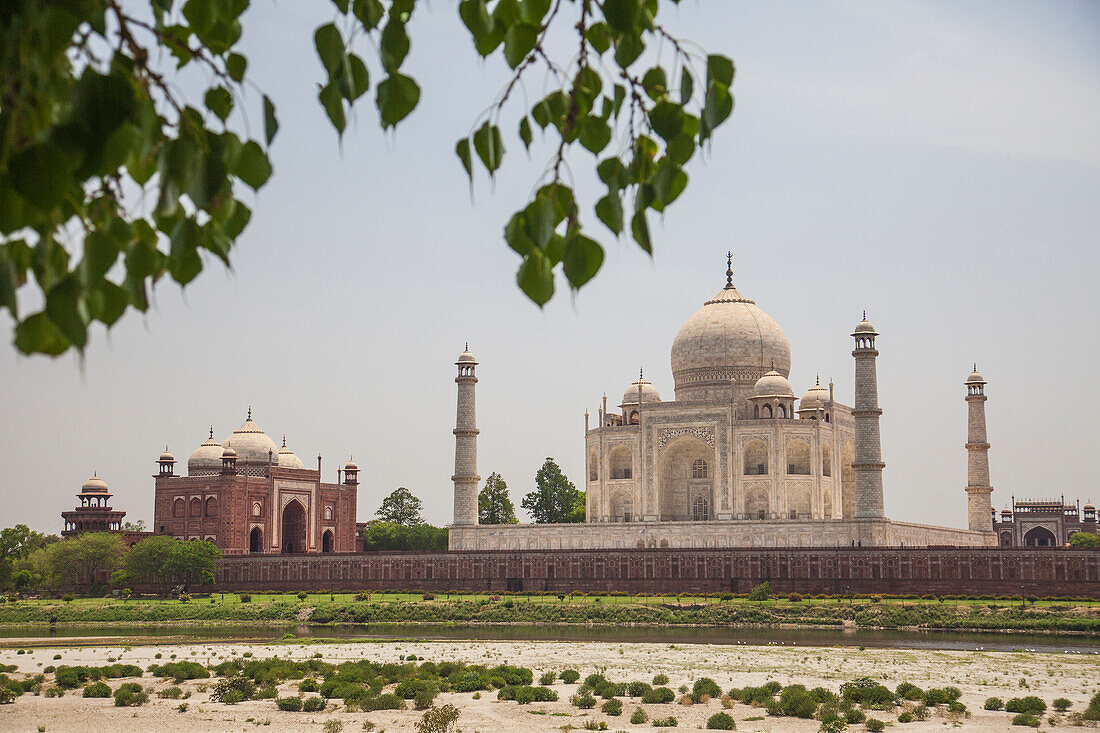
top-left (448, 256), bottom-right (997, 551)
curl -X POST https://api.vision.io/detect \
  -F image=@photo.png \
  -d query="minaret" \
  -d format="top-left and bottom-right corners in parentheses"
top-left (965, 366), bottom-right (994, 532)
top-left (452, 345), bottom-right (480, 526)
top-left (851, 312), bottom-right (885, 518)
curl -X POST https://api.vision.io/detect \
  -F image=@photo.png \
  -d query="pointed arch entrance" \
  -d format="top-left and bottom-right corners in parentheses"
top-left (249, 526), bottom-right (263, 553)
top-left (322, 530), bottom-right (334, 553)
top-left (658, 436), bottom-right (713, 521)
top-left (281, 499), bottom-right (306, 553)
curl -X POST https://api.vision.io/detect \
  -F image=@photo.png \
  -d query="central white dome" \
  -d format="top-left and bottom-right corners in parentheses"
top-left (671, 280), bottom-right (791, 401)
top-left (222, 410), bottom-right (278, 465)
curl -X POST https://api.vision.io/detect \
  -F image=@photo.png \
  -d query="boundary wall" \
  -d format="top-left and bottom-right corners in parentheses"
top-left (213, 547), bottom-right (1100, 597)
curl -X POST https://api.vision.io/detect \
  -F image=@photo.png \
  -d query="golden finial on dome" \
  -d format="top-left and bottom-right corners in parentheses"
top-left (725, 252), bottom-right (733, 288)
top-left (247, 405), bottom-right (252, 420)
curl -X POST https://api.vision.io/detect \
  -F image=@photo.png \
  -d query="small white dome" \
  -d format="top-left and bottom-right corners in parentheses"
top-left (799, 380), bottom-right (830, 410)
top-left (967, 367), bottom-right (986, 384)
top-left (277, 436), bottom-right (305, 469)
top-left (752, 370), bottom-right (794, 398)
top-left (853, 313), bottom-right (877, 335)
top-left (1000, 506), bottom-right (1012, 516)
top-left (159, 448), bottom-right (175, 462)
top-left (1083, 502), bottom-right (1095, 511)
top-left (622, 373), bottom-right (661, 405)
top-left (187, 427), bottom-right (223, 475)
top-left (344, 458), bottom-right (359, 471)
top-left (80, 474), bottom-right (109, 493)
top-left (457, 345), bottom-right (476, 364)
top-left (221, 445), bottom-right (237, 459)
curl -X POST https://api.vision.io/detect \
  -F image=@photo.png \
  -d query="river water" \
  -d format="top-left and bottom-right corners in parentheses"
top-left (2, 623), bottom-right (1097, 654)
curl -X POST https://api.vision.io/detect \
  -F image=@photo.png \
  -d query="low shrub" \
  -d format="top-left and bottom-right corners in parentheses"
top-left (539, 671), bottom-right (556, 686)
top-left (302, 696), bottom-right (325, 712)
top-left (416, 703), bottom-right (459, 733)
top-left (299, 678), bottom-right (319, 692)
top-left (865, 719), bottom-right (885, 732)
top-left (254, 685), bottom-right (277, 700)
top-left (788, 593), bottom-right (802, 602)
top-left (1005, 697), bottom-right (1047, 714)
top-left (748, 581), bottom-right (771, 601)
top-left (113, 682), bottom-right (148, 707)
top-left (706, 712), bottom-right (736, 729)
top-left (897, 712), bottom-right (914, 723)
top-left (653, 673), bottom-right (670, 686)
top-left (630, 708), bottom-right (649, 724)
top-left (209, 676), bottom-right (256, 703)
top-left (693, 678), bottom-right (722, 703)
top-left (363, 693), bottom-right (405, 711)
top-left (158, 687), bottom-right (183, 699)
top-left (147, 661), bottom-right (209, 683)
top-left (296, 592), bottom-right (308, 601)
top-left (643, 687), bottom-right (676, 704)
top-left (275, 696), bottom-right (303, 712)
top-left (627, 681), bottom-right (651, 697)
top-left (777, 685), bottom-right (818, 718)
top-left (82, 681), bottom-right (111, 698)
top-left (652, 716), bottom-right (678, 727)
top-left (238, 594), bottom-right (251, 603)
top-left (570, 691), bottom-right (597, 709)
top-left (602, 698), bottom-right (622, 716)
top-left (560, 669), bottom-right (580, 684)
top-left (1011, 713), bottom-right (1041, 727)
top-left (845, 708), bottom-right (866, 724)
top-left (913, 705), bottom-right (930, 720)
top-left (984, 697), bottom-right (1004, 710)
top-left (1053, 698), bottom-right (1071, 712)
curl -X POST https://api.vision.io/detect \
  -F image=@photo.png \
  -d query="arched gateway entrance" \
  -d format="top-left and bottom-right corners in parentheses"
top-left (249, 527), bottom-right (262, 553)
top-left (281, 500), bottom-right (306, 553)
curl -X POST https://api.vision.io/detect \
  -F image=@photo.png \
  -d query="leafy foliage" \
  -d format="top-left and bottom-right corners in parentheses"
top-left (375, 487), bottom-right (425, 526)
top-left (42, 533), bottom-right (125, 591)
top-left (522, 457), bottom-right (582, 523)
top-left (0, 0), bottom-right (734, 356)
top-left (359, 520), bottom-right (447, 551)
top-left (478, 472), bottom-right (518, 524)
top-left (115, 535), bottom-right (219, 592)
top-left (417, 703), bottom-right (460, 733)
top-left (706, 712), bottom-right (735, 730)
top-left (1069, 532), bottom-right (1099, 548)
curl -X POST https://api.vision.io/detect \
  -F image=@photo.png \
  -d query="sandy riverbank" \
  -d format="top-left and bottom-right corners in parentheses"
top-left (1, 639), bottom-right (1097, 731)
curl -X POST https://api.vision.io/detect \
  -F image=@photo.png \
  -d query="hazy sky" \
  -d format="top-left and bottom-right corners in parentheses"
top-left (2, 0), bottom-right (1098, 533)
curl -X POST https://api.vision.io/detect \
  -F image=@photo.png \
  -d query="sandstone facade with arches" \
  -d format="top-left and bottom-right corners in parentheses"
top-left (152, 411), bottom-right (359, 555)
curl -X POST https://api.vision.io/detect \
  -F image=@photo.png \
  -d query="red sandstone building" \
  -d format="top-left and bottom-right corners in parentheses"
top-left (152, 411), bottom-right (359, 555)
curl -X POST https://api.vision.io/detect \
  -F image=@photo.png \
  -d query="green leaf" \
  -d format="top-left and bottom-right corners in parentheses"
top-left (562, 234), bottom-right (604, 289)
top-left (456, 138), bottom-right (473, 181)
top-left (235, 141), bottom-right (272, 190)
top-left (14, 312), bottom-right (69, 356)
top-left (631, 209), bottom-right (652, 254)
top-left (380, 19), bottom-right (410, 72)
top-left (516, 252), bottom-right (554, 306)
top-left (504, 212), bottom-right (534, 256)
top-left (82, 230), bottom-right (121, 281)
top-left (519, 117), bottom-right (532, 150)
top-left (226, 52), bottom-right (247, 82)
top-left (204, 87), bottom-right (233, 121)
top-left (314, 23), bottom-right (344, 74)
top-left (652, 157), bottom-right (687, 208)
top-left (642, 67), bottom-right (667, 100)
top-left (503, 24), bottom-right (537, 68)
top-left (459, 0), bottom-right (502, 56)
top-left (604, 0), bottom-right (641, 34)
top-left (339, 53), bottom-right (370, 101)
top-left (376, 73), bottom-right (420, 128)
top-left (472, 122), bottom-right (505, 174)
top-left (86, 281), bottom-right (128, 326)
top-left (333, 0), bottom-right (350, 13)
top-left (597, 157), bottom-right (627, 189)
top-left (680, 66), bottom-right (694, 105)
top-left (707, 54), bottom-right (735, 87)
top-left (649, 101), bottom-right (684, 140)
top-left (517, 0), bottom-right (551, 24)
top-left (595, 193), bottom-right (623, 235)
top-left (318, 81), bottom-right (347, 135)
top-left (352, 0), bottom-right (385, 29)
top-left (585, 22), bottom-right (610, 54)
top-left (701, 80), bottom-right (733, 141)
top-left (666, 132), bottom-right (695, 165)
top-left (44, 275), bottom-right (87, 349)
top-left (182, 0), bottom-right (216, 35)
top-left (9, 143), bottom-right (72, 211)
top-left (263, 95), bottom-right (279, 145)
top-left (168, 217), bottom-right (203, 285)
top-left (613, 32), bottom-right (645, 68)
top-left (578, 116), bottom-right (611, 154)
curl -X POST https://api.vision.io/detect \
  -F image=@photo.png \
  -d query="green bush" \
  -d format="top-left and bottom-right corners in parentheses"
top-left (571, 691), bottom-right (597, 709)
top-left (1053, 698), bottom-right (1071, 712)
top-left (238, 594), bottom-right (251, 603)
top-left (113, 682), bottom-right (148, 707)
top-left (627, 681), bottom-right (651, 697)
top-left (845, 708), bottom-right (866, 723)
top-left (652, 716), bottom-right (678, 727)
top-left (1005, 697), bottom-right (1046, 714)
top-left (630, 708), bottom-right (649, 724)
top-left (363, 693), bottom-right (405, 711)
top-left (560, 669), bottom-right (580, 684)
top-left (653, 673), bottom-right (670, 686)
top-left (706, 712), bottom-right (736, 729)
top-left (895, 683), bottom-right (924, 701)
top-left (299, 678), bottom-right (319, 692)
top-left (1011, 713), bottom-right (1041, 727)
top-left (148, 661), bottom-right (209, 683)
top-left (693, 678), bottom-right (722, 703)
top-left (82, 681), bottom-right (111, 698)
top-left (748, 582), bottom-right (771, 601)
top-left (602, 698), bottom-right (623, 716)
top-left (984, 697), bottom-right (1004, 710)
top-left (209, 676), bottom-right (255, 703)
top-left (296, 591), bottom-right (308, 601)
top-left (1083, 692), bottom-right (1100, 720)
top-left (897, 712), bottom-right (914, 723)
top-left (254, 685), bottom-right (278, 700)
top-left (539, 671), bottom-right (556, 686)
top-left (416, 703), bottom-right (460, 733)
top-left (841, 678), bottom-right (895, 708)
top-left (158, 686), bottom-right (183, 699)
top-left (865, 719), bottom-right (885, 732)
top-left (643, 687), bottom-right (676, 704)
top-left (302, 696), bottom-right (325, 712)
top-left (777, 685), bottom-right (818, 718)
top-left (275, 696), bottom-right (303, 711)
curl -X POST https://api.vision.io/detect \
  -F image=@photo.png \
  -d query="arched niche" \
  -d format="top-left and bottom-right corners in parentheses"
top-left (786, 440), bottom-right (811, 475)
top-left (658, 436), bottom-right (713, 522)
top-left (841, 441), bottom-right (855, 518)
top-left (281, 499), bottom-right (307, 553)
top-left (609, 445), bottom-right (632, 479)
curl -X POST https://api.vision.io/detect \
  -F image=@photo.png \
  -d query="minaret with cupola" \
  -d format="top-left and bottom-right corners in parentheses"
top-left (852, 312), bottom-right (885, 518)
top-left (452, 345), bottom-right (480, 526)
top-left (965, 366), bottom-right (994, 532)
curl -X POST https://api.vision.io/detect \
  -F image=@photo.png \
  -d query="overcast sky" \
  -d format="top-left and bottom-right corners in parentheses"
top-left (2, 0), bottom-right (1098, 533)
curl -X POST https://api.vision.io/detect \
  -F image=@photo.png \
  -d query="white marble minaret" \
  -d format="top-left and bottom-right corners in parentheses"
top-left (965, 366), bottom-right (994, 532)
top-left (852, 313), bottom-right (885, 518)
top-left (452, 346), bottom-right (480, 526)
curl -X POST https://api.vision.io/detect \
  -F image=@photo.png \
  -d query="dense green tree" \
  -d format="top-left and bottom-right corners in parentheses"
top-left (376, 486), bottom-right (424, 526)
top-left (0, 524), bottom-right (58, 588)
top-left (522, 457), bottom-right (581, 524)
top-left (43, 532), bottom-right (125, 590)
top-left (115, 535), bottom-right (220, 592)
top-left (1069, 532), bottom-right (1099, 548)
top-left (359, 520), bottom-right (447, 551)
top-left (478, 472), bottom-right (518, 524)
top-left (0, 0), bottom-right (734, 356)
top-left (120, 520), bottom-right (147, 532)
